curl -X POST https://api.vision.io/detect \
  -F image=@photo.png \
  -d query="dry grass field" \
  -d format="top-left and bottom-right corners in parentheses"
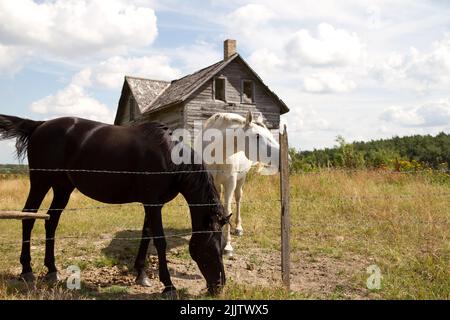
top-left (0, 170), bottom-right (448, 300)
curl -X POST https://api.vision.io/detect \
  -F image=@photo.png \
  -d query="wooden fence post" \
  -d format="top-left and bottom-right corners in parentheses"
top-left (0, 211), bottom-right (50, 220)
top-left (279, 125), bottom-right (290, 290)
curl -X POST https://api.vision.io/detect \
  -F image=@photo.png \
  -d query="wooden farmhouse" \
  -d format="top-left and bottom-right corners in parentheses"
top-left (114, 40), bottom-right (289, 136)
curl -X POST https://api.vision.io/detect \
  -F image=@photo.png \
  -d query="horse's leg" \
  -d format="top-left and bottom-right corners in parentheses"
top-left (135, 206), bottom-right (175, 293)
top-left (134, 208), bottom-right (153, 287)
top-left (234, 176), bottom-right (246, 237)
top-left (150, 207), bottom-right (176, 294)
top-left (20, 180), bottom-right (51, 282)
top-left (223, 177), bottom-right (237, 257)
top-left (44, 186), bottom-right (73, 283)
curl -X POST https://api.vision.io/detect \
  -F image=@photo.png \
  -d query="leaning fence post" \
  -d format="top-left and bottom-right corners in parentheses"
top-left (279, 125), bottom-right (290, 290)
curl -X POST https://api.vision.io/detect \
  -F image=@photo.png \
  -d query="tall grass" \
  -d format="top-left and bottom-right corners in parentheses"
top-left (0, 170), bottom-right (448, 299)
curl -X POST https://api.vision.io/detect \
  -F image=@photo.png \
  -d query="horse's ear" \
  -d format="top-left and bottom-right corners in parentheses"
top-left (245, 111), bottom-right (253, 126)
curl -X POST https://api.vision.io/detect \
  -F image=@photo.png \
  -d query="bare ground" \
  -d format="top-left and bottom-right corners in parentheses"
top-left (1, 236), bottom-right (376, 300)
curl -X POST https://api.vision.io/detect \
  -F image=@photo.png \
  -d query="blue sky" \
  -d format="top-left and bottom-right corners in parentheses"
top-left (1, 0), bottom-right (450, 163)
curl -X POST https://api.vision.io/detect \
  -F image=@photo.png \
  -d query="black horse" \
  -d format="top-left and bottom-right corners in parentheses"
top-left (0, 115), bottom-right (229, 295)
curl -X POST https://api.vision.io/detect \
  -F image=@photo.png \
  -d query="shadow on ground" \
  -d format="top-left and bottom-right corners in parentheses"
top-left (0, 271), bottom-right (199, 300)
top-left (101, 228), bottom-right (191, 270)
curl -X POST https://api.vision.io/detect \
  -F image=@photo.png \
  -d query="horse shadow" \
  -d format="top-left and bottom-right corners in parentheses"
top-left (100, 228), bottom-right (191, 271)
top-left (0, 271), bottom-right (201, 300)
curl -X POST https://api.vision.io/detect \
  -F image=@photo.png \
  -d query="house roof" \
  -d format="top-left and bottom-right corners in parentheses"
top-left (125, 76), bottom-right (171, 113)
top-left (122, 54), bottom-right (289, 115)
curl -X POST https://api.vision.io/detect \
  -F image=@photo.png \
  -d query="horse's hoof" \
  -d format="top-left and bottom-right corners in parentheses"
top-left (135, 274), bottom-right (152, 287)
top-left (20, 272), bottom-right (36, 283)
top-left (234, 228), bottom-right (244, 237)
top-left (162, 286), bottom-right (178, 300)
top-left (45, 272), bottom-right (61, 284)
top-left (224, 249), bottom-right (234, 258)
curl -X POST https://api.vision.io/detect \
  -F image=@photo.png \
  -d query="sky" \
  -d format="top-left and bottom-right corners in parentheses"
top-left (0, 0), bottom-right (450, 164)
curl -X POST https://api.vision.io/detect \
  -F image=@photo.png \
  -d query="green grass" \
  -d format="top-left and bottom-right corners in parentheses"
top-left (0, 170), bottom-right (449, 299)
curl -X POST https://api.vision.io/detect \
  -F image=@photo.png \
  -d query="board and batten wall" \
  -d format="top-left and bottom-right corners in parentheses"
top-left (144, 104), bottom-right (184, 132)
top-left (116, 89), bottom-right (184, 132)
top-left (116, 91), bottom-right (142, 125)
top-left (183, 59), bottom-right (281, 139)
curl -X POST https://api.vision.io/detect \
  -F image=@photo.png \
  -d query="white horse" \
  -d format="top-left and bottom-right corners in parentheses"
top-left (195, 111), bottom-right (280, 257)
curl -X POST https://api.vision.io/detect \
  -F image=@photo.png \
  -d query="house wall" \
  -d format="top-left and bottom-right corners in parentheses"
top-left (143, 103), bottom-right (184, 132)
top-left (115, 89), bottom-right (141, 126)
top-left (184, 59), bottom-right (281, 137)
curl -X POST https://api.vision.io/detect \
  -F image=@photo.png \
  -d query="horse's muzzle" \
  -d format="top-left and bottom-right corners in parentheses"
top-left (208, 265), bottom-right (226, 296)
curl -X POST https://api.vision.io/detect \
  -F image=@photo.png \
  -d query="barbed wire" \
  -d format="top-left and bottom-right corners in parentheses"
top-left (0, 168), bottom-right (251, 175)
top-left (0, 230), bottom-right (225, 246)
top-left (1, 192), bottom-right (449, 213)
top-left (0, 215), bottom-right (447, 247)
top-left (0, 166), bottom-right (448, 249)
top-left (294, 168), bottom-right (450, 175)
top-left (0, 167), bottom-right (449, 175)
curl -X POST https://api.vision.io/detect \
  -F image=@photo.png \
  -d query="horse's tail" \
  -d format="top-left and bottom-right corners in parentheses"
top-left (0, 114), bottom-right (44, 161)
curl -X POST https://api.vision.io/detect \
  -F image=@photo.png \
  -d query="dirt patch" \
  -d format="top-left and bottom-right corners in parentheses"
top-left (1, 237), bottom-right (377, 299)
top-left (78, 244), bottom-right (374, 299)
top-left (228, 243), bottom-right (374, 299)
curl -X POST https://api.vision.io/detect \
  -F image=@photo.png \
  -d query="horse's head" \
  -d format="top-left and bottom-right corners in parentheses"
top-left (243, 111), bottom-right (280, 172)
top-left (189, 208), bottom-right (229, 296)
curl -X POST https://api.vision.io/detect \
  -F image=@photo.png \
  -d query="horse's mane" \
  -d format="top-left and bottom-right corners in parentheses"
top-left (204, 112), bottom-right (267, 130)
top-left (139, 121), bottom-right (224, 222)
top-left (204, 113), bottom-right (245, 129)
top-left (174, 150), bottom-right (222, 211)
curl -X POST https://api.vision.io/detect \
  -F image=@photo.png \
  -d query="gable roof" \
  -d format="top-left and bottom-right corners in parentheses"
top-left (126, 76), bottom-right (171, 113)
top-left (120, 53), bottom-right (289, 116)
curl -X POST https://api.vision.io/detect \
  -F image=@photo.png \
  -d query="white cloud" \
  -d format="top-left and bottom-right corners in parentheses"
top-left (225, 4), bottom-right (286, 52)
top-left (0, 43), bottom-right (28, 74)
top-left (0, 0), bottom-right (157, 61)
top-left (283, 107), bottom-right (330, 133)
top-left (286, 23), bottom-right (365, 67)
top-left (380, 100), bottom-right (450, 127)
top-left (371, 34), bottom-right (450, 91)
top-left (0, 141), bottom-right (18, 164)
top-left (228, 3), bottom-right (274, 28)
top-left (82, 55), bottom-right (181, 89)
top-left (224, 12), bottom-right (366, 94)
top-left (379, 105), bottom-right (423, 127)
top-left (30, 76), bottom-right (114, 124)
top-left (171, 41), bottom-right (222, 74)
top-left (27, 50), bottom-right (182, 125)
top-left (72, 68), bottom-right (93, 87)
top-left (247, 49), bottom-right (284, 80)
top-left (303, 71), bottom-right (357, 93)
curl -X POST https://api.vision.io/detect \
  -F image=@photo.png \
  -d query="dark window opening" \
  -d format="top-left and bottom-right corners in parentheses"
top-left (242, 80), bottom-right (254, 103)
top-left (215, 78), bottom-right (226, 101)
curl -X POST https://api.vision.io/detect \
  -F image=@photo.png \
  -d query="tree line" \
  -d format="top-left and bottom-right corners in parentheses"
top-left (289, 132), bottom-right (450, 172)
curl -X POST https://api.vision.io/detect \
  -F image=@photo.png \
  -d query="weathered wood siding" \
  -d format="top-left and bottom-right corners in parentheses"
top-left (115, 87), bottom-right (142, 126)
top-left (184, 59), bottom-right (281, 137)
top-left (143, 104), bottom-right (184, 132)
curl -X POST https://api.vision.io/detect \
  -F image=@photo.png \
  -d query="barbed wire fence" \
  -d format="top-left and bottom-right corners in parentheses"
top-left (0, 150), bottom-right (449, 292)
top-left (0, 169), bottom-right (449, 231)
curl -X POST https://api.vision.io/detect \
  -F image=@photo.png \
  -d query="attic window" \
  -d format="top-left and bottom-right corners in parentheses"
top-left (214, 77), bottom-right (226, 101)
top-left (242, 80), bottom-right (254, 103)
